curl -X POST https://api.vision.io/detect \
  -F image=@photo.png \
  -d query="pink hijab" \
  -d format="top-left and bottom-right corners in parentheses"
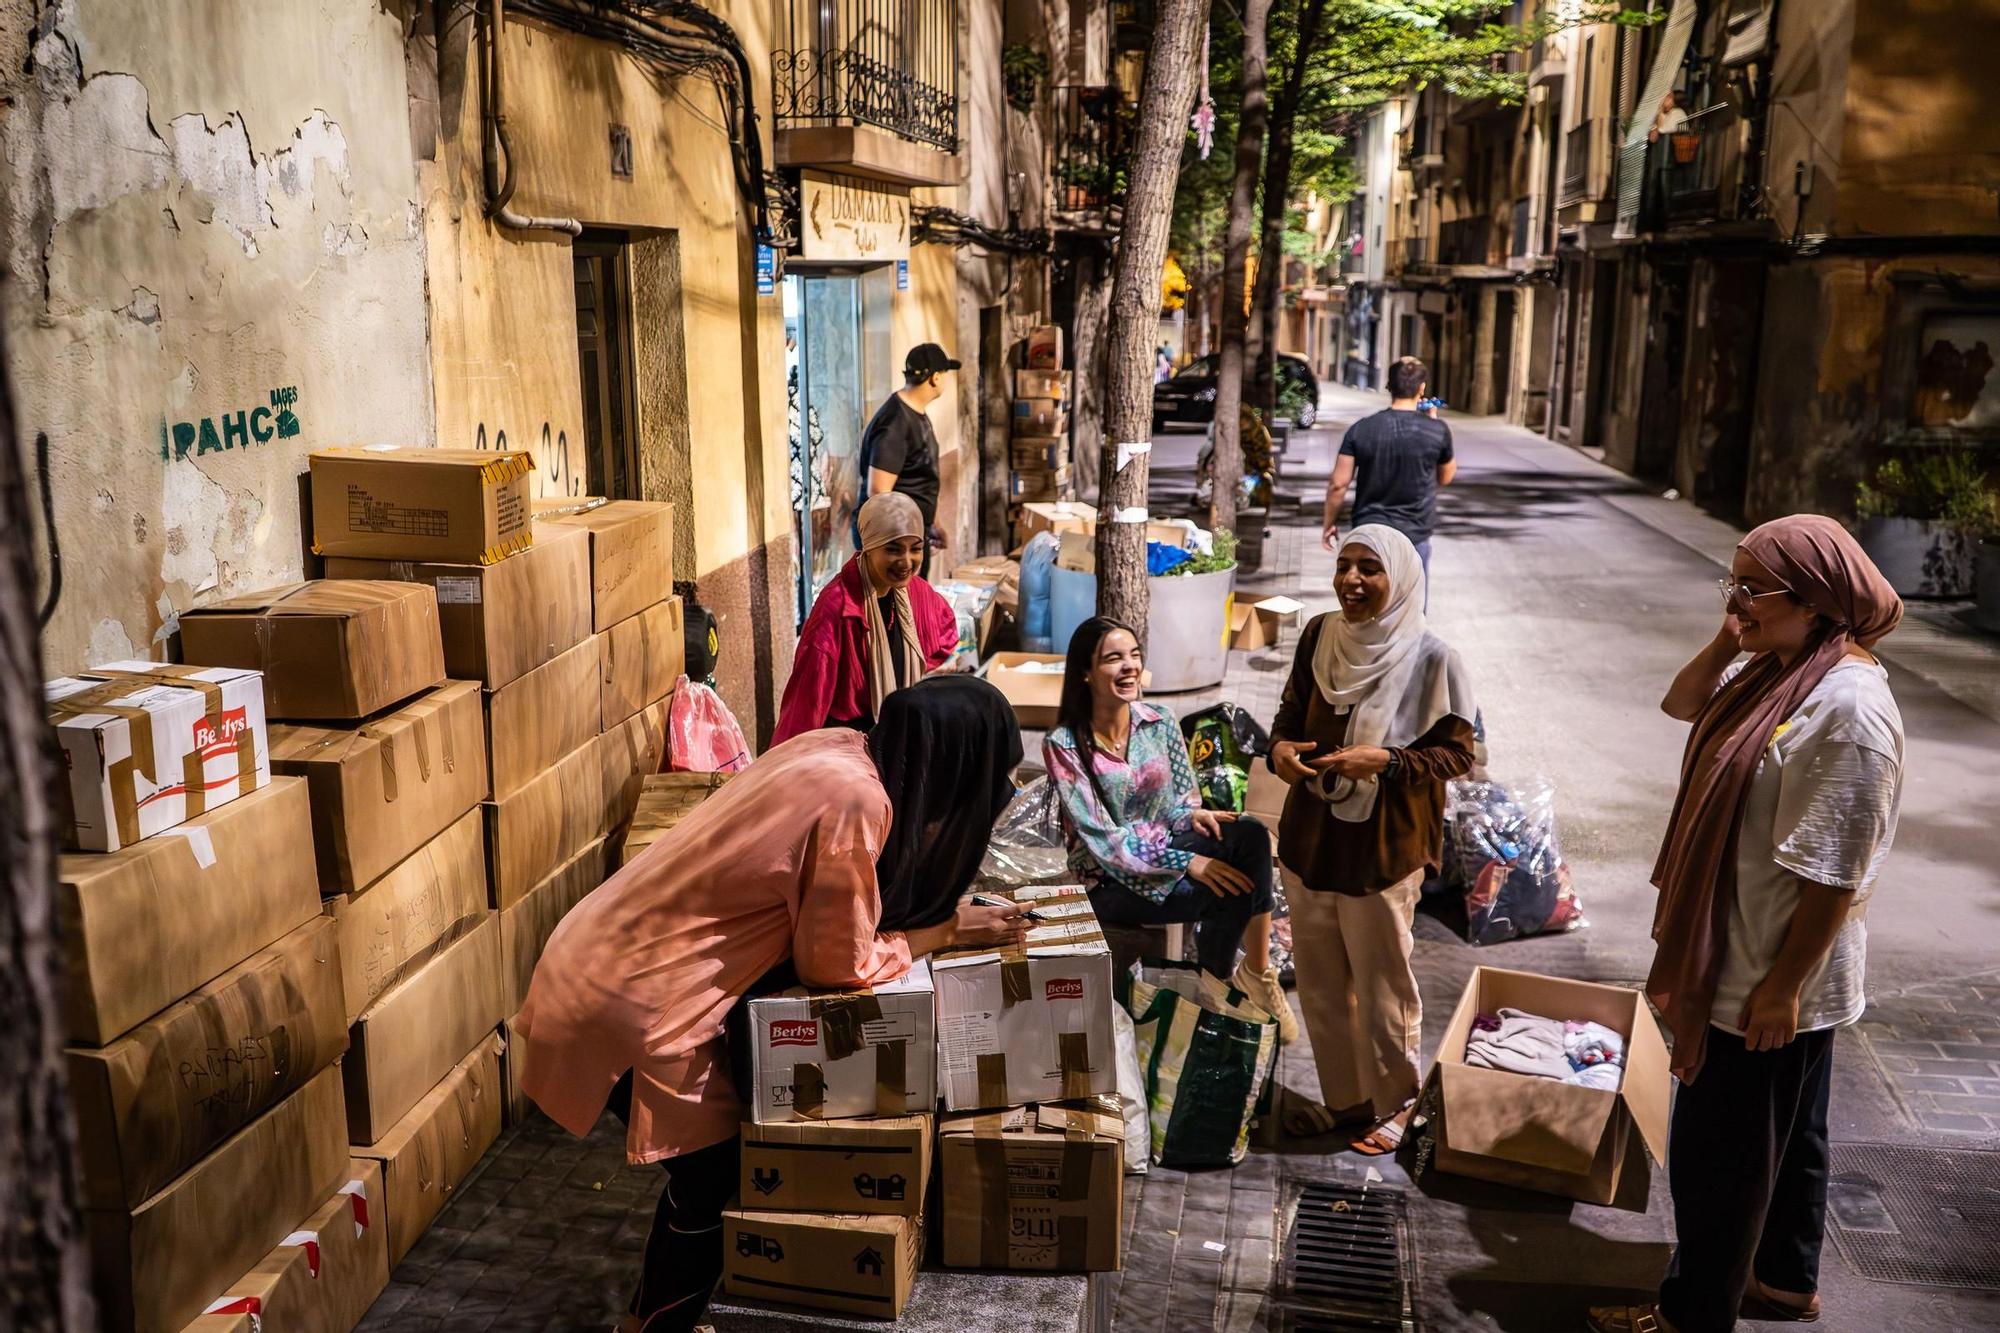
top-left (1648, 515), bottom-right (1902, 1080)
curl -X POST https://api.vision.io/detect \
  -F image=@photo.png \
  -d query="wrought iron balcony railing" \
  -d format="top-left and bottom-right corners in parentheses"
top-left (774, 0), bottom-right (959, 152)
top-left (1439, 216), bottom-right (1491, 267)
top-left (1560, 118), bottom-right (1601, 204)
top-left (1053, 85), bottom-right (1131, 216)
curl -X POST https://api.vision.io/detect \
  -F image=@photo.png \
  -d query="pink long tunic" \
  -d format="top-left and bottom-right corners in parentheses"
top-left (515, 729), bottom-right (912, 1162)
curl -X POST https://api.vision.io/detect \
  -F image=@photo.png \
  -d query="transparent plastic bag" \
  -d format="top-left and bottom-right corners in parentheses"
top-left (1017, 531), bottom-right (1059, 652)
top-left (667, 675), bottom-right (751, 773)
top-left (977, 775), bottom-right (1070, 888)
top-left (1444, 775), bottom-right (1585, 945)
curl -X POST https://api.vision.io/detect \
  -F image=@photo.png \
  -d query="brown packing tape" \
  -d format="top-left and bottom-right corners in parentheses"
top-left (1001, 960), bottom-right (1032, 1007)
top-left (1057, 1215), bottom-right (1091, 1271)
top-left (1060, 1138), bottom-right (1096, 1200)
top-left (810, 994), bottom-right (884, 1061)
top-left (440, 700), bottom-right (457, 773)
top-left (974, 1137), bottom-right (1012, 1266)
top-left (873, 1041), bottom-right (906, 1117)
top-left (1058, 1031), bottom-right (1093, 1100)
top-left (412, 716), bottom-right (433, 785)
top-left (791, 1062), bottom-right (826, 1118)
top-left (976, 1052), bottom-right (1009, 1110)
top-left (364, 728), bottom-right (399, 804)
top-left (50, 691), bottom-right (160, 846)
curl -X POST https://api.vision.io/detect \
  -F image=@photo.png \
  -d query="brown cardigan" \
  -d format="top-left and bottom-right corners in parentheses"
top-left (1268, 613), bottom-right (1476, 894)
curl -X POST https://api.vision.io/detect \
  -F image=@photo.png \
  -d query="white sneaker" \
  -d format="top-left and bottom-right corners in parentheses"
top-left (1232, 962), bottom-right (1300, 1044)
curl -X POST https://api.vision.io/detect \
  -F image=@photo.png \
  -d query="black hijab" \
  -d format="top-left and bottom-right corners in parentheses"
top-left (869, 675), bottom-right (1023, 931)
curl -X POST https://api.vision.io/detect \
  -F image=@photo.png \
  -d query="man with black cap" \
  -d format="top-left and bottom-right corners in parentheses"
top-left (860, 342), bottom-right (958, 578)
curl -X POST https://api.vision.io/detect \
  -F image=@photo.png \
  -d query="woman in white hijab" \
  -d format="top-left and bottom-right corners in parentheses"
top-left (1267, 524), bottom-right (1477, 1154)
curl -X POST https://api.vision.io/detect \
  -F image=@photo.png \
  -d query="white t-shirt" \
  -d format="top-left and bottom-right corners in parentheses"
top-left (1710, 657), bottom-right (1905, 1034)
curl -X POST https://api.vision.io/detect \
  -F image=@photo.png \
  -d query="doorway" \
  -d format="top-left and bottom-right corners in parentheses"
top-left (573, 231), bottom-right (642, 499)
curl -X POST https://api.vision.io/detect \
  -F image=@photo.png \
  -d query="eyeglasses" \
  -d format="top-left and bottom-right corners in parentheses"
top-left (1716, 577), bottom-right (1795, 609)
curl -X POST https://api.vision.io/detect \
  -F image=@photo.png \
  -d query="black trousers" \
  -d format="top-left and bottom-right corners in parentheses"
top-left (1087, 817), bottom-right (1275, 978)
top-left (1659, 1025), bottom-right (1835, 1333)
top-left (608, 1073), bottom-right (741, 1331)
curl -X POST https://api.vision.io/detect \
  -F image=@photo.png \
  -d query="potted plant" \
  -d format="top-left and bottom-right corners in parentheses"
top-left (1853, 451), bottom-right (1986, 598)
top-left (1001, 44), bottom-right (1048, 115)
top-left (1670, 130), bottom-right (1700, 164)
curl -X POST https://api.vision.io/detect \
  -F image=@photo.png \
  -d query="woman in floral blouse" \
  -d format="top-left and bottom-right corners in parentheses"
top-left (1042, 617), bottom-right (1296, 1039)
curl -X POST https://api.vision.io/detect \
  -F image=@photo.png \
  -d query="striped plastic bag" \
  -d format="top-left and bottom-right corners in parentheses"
top-left (1119, 959), bottom-right (1279, 1168)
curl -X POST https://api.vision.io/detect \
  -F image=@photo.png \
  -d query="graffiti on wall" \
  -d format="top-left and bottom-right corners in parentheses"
top-left (474, 421), bottom-right (585, 497)
top-left (159, 387), bottom-right (301, 461)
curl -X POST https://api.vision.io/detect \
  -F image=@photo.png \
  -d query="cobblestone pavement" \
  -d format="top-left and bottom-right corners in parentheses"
top-left (1856, 971), bottom-right (2000, 1136)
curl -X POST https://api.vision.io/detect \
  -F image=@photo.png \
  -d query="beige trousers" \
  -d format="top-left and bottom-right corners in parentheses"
top-left (1284, 866), bottom-right (1424, 1118)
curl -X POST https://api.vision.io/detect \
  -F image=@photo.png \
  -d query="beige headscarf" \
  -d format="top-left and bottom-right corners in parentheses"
top-left (856, 492), bottom-right (929, 718)
top-left (1311, 524), bottom-right (1476, 822)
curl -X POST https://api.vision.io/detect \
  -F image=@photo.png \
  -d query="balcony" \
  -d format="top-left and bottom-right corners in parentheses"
top-left (773, 0), bottom-right (961, 186)
top-left (1649, 111), bottom-right (1745, 227)
top-left (1398, 235), bottom-right (1434, 272)
top-left (1439, 216), bottom-right (1492, 267)
top-left (1560, 118), bottom-right (1605, 205)
top-left (1509, 197), bottom-right (1532, 259)
top-left (1052, 85), bottom-right (1132, 223)
top-left (1400, 115), bottom-right (1444, 171)
top-left (1529, 34), bottom-right (1567, 86)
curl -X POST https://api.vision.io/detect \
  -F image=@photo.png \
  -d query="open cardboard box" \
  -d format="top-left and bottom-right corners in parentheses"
top-left (983, 651), bottom-right (1066, 730)
top-left (1420, 965), bottom-right (1670, 1209)
top-left (1228, 594), bottom-right (1306, 650)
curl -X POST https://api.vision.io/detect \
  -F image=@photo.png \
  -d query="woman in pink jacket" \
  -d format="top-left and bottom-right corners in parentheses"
top-left (516, 676), bottom-right (1024, 1332)
top-left (774, 492), bottom-right (960, 744)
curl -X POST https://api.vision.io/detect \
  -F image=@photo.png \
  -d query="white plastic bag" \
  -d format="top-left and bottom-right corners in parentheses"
top-left (1112, 1004), bottom-right (1149, 1175)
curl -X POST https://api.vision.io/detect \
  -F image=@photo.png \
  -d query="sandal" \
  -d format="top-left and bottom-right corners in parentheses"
top-left (1585, 1304), bottom-right (1674, 1333)
top-left (1741, 1278), bottom-right (1820, 1323)
top-left (1348, 1116), bottom-right (1405, 1157)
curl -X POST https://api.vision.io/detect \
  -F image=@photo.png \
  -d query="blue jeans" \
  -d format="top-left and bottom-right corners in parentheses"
top-left (1414, 538), bottom-right (1432, 610)
top-left (1087, 818), bottom-right (1275, 978)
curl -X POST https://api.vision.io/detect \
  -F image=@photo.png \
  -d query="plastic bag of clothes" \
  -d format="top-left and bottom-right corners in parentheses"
top-left (1178, 703), bottom-right (1271, 812)
top-left (1443, 776), bottom-right (1586, 945)
top-left (667, 676), bottom-right (751, 773)
top-left (1017, 531), bottom-right (1059, 652)
top-left (977, 775), bottom-right (1071, 888)
top-left (1120, 959), bottom-right (1281, 1167)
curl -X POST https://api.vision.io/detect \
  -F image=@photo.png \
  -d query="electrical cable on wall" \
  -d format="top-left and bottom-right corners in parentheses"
top-left (911, 204), bottom-right (1050, 256)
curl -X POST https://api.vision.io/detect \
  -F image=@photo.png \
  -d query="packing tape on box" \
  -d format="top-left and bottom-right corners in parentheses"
top-left (1057, 1031), bottom-right (1093, 1100)
top-left (360, 727), bottom-right (399, 803)
top-left (49, 682), bottom-right (161, 848)
top-left (976, 1053), bottom-right (1009, 1110)
top-left (791, 1061), bottom-right (826, 1118)
top-left (874, 1041), bottom-right (906, 1117)
top-left (1057, 1215), bottom-right (1091, 1270)
top-left (89, 668), bottom-right (259, 817)
top-left (973, 1136), bottom-right (1011, 1265)
top-left (412, 716), bottom-right (433, 784)
top-left (1001, 960), bottom-right (1032, 1008)
top-left (809, 993), bottom-right (884, 1062)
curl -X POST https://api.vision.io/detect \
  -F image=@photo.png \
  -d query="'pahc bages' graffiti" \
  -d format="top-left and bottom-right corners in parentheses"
top-left (159, 386), bottom-right (301, 461)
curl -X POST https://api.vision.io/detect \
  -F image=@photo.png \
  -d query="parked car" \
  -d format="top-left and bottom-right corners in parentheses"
top-left (1152, 353), bottom-right (1321, 430)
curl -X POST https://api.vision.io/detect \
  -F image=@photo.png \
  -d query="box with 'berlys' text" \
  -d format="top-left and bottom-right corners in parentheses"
top-left (744, 962), bottom-right (936, 1123)
top-left (932, 885), bottom-right (1117, 1111)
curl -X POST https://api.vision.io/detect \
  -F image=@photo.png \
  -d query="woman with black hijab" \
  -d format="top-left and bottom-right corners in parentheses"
top-left (516, 676), bottom-right (1025, 1333)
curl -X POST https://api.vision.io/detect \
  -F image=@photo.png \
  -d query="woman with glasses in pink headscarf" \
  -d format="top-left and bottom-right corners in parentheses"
top-left (1592, 515), bottom-right (1905, 1333)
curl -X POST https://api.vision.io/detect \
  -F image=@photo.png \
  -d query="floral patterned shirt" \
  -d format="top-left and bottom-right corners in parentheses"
top-left (1042, 702), bottom-right (1202, 903)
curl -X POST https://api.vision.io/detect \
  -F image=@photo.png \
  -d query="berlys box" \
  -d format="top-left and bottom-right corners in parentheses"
top-left (931, 885), bottom-right (1117, 1111)
top-left (743, 962), bottom-right (936, 1123)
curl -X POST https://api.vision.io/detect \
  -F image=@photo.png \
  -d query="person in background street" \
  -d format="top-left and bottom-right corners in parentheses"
top-left (1268, 525), bottom-right (1475, 1153)
top-left (774, 492), bottom-right (960, 745)
top-left (1322, 356), bottom-right (1457, 594)
top-left (1157, 343), bottom-right (1174, 382)
top-left (1590, 516), bottom-right (1904, 1333)
top-left (516, 677), bottom-right (1026, 1333)
top-left (1648, 88), bottom-right (1689, 143)
top-left (861, 342), bottom-right (957, 578)
top-left (1044, 616), bottom-right (1297, 1038)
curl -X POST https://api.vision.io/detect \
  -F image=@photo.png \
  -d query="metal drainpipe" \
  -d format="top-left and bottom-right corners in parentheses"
top-left (484, 0), bottom-right (583, 237)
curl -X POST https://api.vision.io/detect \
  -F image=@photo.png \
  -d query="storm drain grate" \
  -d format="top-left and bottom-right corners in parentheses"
top-left (1275, 1181), bottom-right (1417, 1333)
top-left (1826, 1143), bottom-right (2000, 1292)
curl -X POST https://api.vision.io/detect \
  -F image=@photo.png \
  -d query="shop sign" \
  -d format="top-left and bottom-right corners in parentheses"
top-left (756, 245), bottom-right (778, 296)
top-left (799, 171), bottom-right (910, 263)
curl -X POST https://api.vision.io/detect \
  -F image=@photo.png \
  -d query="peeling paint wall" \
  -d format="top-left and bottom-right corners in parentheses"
top-left (4, 0), bottom-right (434, 675)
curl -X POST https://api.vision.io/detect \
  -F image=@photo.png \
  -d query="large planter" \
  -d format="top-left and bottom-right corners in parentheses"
top-left (1974, 539), bottom-right (2000, 632)
top-left (1048, 564), bottom-right (1237, 692)
top-left (1856, 516), bottom-right (1974, 599)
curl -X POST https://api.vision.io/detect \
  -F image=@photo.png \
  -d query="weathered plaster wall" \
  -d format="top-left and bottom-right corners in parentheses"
top-left (4, 0), bottom-right (433, 675)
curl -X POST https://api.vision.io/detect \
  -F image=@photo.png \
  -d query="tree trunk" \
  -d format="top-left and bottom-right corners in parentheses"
top-left (1096, 0), bottom-right (1213, 638)
top-left (1068, 245), bottom-right (1116, 504)
top-left (1250, 0), bottom-right (1328, 419)
top-left (1210, 0), bottom-right (1271, 535)
top-left (0, 346), bottom-right (96, 1328)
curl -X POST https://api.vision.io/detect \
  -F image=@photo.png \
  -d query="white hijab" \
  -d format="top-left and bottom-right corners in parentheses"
top-left (1311, 524), bottom-right (1476, 822)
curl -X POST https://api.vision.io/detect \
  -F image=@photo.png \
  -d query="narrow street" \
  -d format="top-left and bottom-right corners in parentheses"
top-left (357, 388), bottom-right (2000, 1332)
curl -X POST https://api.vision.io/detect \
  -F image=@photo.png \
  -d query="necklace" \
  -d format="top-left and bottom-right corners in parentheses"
top-left (1092, 725), bottom-right (1130, 761)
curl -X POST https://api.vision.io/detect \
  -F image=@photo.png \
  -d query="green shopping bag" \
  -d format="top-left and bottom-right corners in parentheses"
top-left (1118, 958), bottom-right (1280, 1167)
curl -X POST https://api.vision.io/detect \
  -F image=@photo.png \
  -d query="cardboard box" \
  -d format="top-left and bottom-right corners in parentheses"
top-left (1011, 437), bottom-right (1067, 471)
top-left (355, 1031), bottom-right (504, 1267)
top-left (740, 1114), bottom-right (931, 1216)
top-left (1227, 594), bottom-right (1306, 650)
top-left (270, 681), bottom-right (488, 894)
top-left (486, 636), bottom-right (603, 801)
top-left (616, 770), bottom-right (731, 869)
top-left (1422, 965), bottom-right (1670, 1208)
top-left (743, 962), bottom-right (937, 1124)
top-left (1025, 324), bottom-right (1063, 370)
top-left (58, 777), bottom-right (321, 1044)
top-left (87, 1064), bottom-right (348, 1333)
top-left (721, 1208), bottom-right (920, 1319)
top-left (939, 1100), bottom-right (1124, 1271)
top-left (1011, 398), bottom-right (1068, 435)
top-left (343, 912), bottom-right (505, 1145)
top-left (932, 885), bottom-right (1117, 1111)
top-left (69, 916), bottom-right (347, 1211)
top-left (183, 1160), bottom-right (389, 1333)
top-left (1014, 369), bottom-right (1070, 400)
top-left (538, 499), bottom-right (674, 632)
top-left (48, 666), bottom-right (270, 853)
top-left (1009, 465), bottom-right (1071, 500)
top-left (982, 652), bottom-right (1067, 730)
top-left (1012, 502), bottom-right (1190, 552)
top-left (177, 582), bottom-right (446, 719)
top-left (323, 524), bottom-right (591, 690)
top-left (498, 838), bottom-right (606, 1014)
top-left (326, 808), bottom-right (488, 1023)
top-left (499, 1013), bottom-right (530, 1126)
top-left (599, 595), bottom-right (684, 729)
top-left (598, 695), bottom-right (672, 841)
top-left (309, 446), bottom-right (535, 566)
top-left (484, 739), bottom-right (607, 910)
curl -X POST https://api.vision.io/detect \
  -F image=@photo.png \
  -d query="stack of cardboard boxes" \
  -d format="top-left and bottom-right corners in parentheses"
top-left (1010, 325), bottom-right (1073, 515)
top-left (48, 661), bottom-right (389, 1333)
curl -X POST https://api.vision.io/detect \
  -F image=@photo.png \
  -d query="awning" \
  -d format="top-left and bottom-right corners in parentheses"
top-left (1721, 0), bottom-right (1774, 66)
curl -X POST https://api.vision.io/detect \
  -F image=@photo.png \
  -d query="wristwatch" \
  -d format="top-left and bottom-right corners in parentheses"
top-left (1383, 749), bottom-right (1403, 780)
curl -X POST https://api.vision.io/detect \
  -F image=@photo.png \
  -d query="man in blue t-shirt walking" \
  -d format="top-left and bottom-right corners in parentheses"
top-left (1322, 356), bottom-right (1457, 588)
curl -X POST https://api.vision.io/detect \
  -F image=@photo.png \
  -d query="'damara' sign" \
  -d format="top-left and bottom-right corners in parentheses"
top-left (800, 171), bottom-right (910, 263)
